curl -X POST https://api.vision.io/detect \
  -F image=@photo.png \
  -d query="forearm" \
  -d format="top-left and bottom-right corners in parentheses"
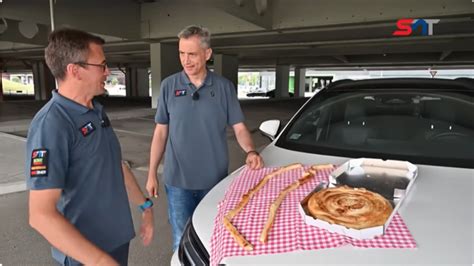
top-left (30, 209), bottom-right (109, 264)
top-left (148, 138), bottom-right (164, 174)
top-left (234, 124), bottom-right (256, 153)
top-left (148, 125), bottom-right (168, 175)
top-left (122, 162), bottom-right (147, 205)
top-left (122, 164), bottom-right (155, 247)
top-left (233, 123), bottom-right (264, 169)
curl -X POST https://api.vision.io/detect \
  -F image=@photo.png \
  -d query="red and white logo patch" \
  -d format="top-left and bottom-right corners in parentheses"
top-left (30, 148), bottom-right (48, 177)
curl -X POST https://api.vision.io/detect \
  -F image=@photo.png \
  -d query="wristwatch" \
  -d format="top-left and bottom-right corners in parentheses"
top-left (139, 198), bottom-right (153, 212)
top-left (246, 150), bottom-right (259, 156)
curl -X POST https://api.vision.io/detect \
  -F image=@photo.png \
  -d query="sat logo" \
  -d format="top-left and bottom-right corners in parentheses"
top-left (393, 19), bottom-right (440, 36)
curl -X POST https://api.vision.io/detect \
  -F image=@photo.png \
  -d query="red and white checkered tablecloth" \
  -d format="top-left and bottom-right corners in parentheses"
top-left (210, 165), bottom-right (417, 265)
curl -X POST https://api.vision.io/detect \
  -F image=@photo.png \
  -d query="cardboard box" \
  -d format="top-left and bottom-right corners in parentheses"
top-left (299, 158), bottom-right (417, 239)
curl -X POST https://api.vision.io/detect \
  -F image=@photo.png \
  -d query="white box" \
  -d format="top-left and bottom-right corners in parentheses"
top-left (299, 158), bottom-right (417, 239)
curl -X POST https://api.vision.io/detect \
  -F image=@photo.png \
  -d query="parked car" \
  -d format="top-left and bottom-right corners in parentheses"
top-left (246, 87), bottom-right (275, 97)
top-left (247, 89), bottom-right (294, 98)
top-left (172, 78), bottom-right (474, 265)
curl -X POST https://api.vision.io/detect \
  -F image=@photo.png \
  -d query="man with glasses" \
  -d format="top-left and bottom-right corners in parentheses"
top-left (26, 28), bottom-right (154, 265)
top-left (146, 25), bottom-right (264, 251)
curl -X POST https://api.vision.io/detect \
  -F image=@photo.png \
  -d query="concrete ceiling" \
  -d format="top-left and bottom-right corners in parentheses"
top-left (1, 0), bottom-right (474, 71)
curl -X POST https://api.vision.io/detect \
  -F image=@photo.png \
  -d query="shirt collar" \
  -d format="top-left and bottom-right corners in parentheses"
top-left (179, 69), bottom-right (213, 87)
top-left (52, 90), bottom-right (101, 115)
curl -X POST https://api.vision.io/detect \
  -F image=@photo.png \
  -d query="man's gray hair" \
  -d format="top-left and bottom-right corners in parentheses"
top-left (177, 25), bottom-right (211, 49)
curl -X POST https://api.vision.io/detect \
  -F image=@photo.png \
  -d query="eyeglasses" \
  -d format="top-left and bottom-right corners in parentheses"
top-left (191, 91), bottom-right (199, 101)
top-left (74, 61), bottom-right (108, 72)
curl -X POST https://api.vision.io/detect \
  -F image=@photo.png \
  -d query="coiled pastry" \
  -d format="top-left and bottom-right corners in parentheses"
top-left (307, 185), bottom-right (392, 229)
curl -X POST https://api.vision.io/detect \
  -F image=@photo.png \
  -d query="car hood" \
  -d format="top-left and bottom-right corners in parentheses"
top-left (192, 143), bottom-right (473, 264)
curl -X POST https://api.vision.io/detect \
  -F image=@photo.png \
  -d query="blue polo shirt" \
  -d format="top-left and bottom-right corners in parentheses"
top-left (155, 70), bottom-right (244, 189)
top-left (26, 90), bottom-right (135, 263)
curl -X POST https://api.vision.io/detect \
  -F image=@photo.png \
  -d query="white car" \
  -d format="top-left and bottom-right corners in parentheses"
top-left (172, 78), bottom-right (474, 265)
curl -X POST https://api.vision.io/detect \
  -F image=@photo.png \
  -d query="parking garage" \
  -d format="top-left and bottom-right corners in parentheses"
top-left (0, 0), bottom-right (473, 265)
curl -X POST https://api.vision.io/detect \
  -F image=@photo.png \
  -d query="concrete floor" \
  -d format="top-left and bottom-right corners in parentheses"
top-left (0, 97), bottom-right (307, 265)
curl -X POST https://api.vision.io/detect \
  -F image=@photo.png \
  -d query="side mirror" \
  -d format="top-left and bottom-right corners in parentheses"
top-left (259, 120), bottom-right (280, 140)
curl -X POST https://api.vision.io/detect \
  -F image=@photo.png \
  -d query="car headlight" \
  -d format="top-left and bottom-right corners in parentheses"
top-left (178, 219), bottom-right (209, 265)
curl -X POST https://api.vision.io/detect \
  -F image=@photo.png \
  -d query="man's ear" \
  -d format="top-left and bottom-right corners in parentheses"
top-left (66, 63), bottom-right (81, 80)
top-left (205, 48), bottom-right (213, 61)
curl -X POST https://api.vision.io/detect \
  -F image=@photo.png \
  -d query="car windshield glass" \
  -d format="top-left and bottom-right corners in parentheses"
top-left (276, 88), bottom-right (474, 168)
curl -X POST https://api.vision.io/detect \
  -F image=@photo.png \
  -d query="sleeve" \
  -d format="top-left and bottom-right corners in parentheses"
top-left (25, 112), bottom-right (72, 190)
top-left (225, 80), bottom-right (245, 126)
top-left (154, 79), bottom-right (170, 124)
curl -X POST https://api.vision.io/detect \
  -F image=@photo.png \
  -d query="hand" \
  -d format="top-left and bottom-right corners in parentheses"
top-left (245, 151), bottom-right (264, 170)
top-left (146, 174), bottom-right (159, 198)
top-left (140, 209), bottom-right (154, 246)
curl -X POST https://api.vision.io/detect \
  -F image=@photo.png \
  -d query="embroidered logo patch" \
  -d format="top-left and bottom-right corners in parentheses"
top-left (80, 121), bottom-right (96, 137)
top-left (30, 149), bottom-right (48, 177)
top-left (175, 89), bottom-right (187, 97)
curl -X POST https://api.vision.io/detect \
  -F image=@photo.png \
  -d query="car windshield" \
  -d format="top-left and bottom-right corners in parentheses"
top-left (276, 87), bottom-right (474, 168)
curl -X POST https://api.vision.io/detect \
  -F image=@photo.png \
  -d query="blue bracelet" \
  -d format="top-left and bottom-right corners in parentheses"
top-left (139, 198), bottom-right (153, 212)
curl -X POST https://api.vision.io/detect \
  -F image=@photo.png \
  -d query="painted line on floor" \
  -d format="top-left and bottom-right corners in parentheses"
top-left (0, 181), bottom-right (27, 195)
top-left (135, 117), bottom-right (156, 121)
top-left (134, 164), bottom-right (163, 174)
top-left (0, 132), bottom-right (27, 141)
top-left (113, 128), bottom-right (153, 137)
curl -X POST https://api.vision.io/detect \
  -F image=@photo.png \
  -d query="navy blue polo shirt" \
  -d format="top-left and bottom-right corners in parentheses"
top-left (155, 70), bottom-right (244, 189)
top-left (26, 90), bottom-right (135, 262)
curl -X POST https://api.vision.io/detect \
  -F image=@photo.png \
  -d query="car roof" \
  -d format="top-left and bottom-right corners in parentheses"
top-left (326, 77), bottom-right (474, 91)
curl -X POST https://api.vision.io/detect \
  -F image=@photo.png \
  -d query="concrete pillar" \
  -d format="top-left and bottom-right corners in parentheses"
top-left (125, 66), bottom-right (137, 97)
top-left (150, 42), bottom-right (181, 108)
top-left (294, 67), bottom-right (306, 98)
top-left (0, 76), bottom-right (3, 102)
top-left (213, 54), bottom-right (238, 90)
top-left (275, 64), bottom-right (290, 98)
top-left (125, 67), bottom-right (150, 97)
top-left (32, 61), bottom-right (55, 100)
top-left (136, 68), bottom-right (150, 97)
